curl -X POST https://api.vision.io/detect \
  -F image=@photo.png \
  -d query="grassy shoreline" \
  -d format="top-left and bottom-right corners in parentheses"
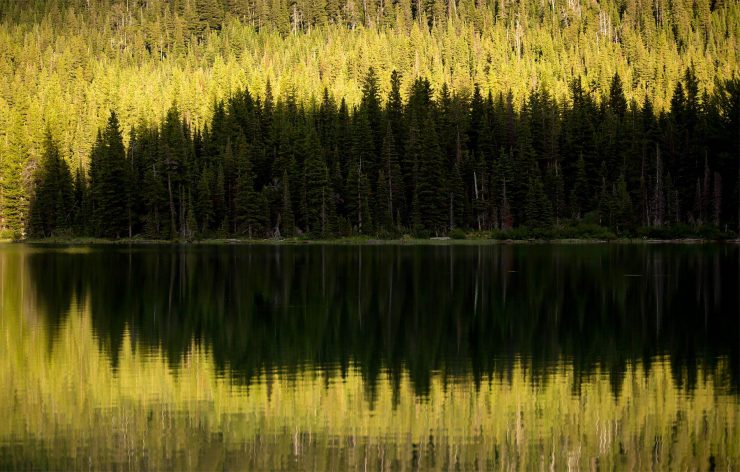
top-left (3, 235), bottom-right (738, 246)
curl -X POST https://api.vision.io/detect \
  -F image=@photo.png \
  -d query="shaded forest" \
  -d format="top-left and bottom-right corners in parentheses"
top-left (26, 69), bottom-right (740, 238)
top-left (0, 0), bottom-right (738, 237)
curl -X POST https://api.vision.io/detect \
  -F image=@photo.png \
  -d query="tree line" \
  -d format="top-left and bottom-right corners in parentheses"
top-left (1, 0), bottom-right (738, 238)
top-left (25, 67), bottom-right (739, 239)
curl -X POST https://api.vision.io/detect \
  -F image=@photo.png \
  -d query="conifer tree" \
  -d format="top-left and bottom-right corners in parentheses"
top-left (569, 154), bottom-right (587, 219)
top-left (613, 173), bottom-right (634, 232)
top-left (279, 170), bottom-right (295, 237)
top-left (90, 112), bottom-right (129, 238)
top-left (72, 167), bottom-right (89, 235)
top-left (415, 114), bottom-right (447, 234)
top-left (524, 164), bottom-right (552, 227)
top-left (28, 131), bottom-right (73, 237)
top-left (303, 131), bottom-right (331, 235)
top-left (194, 167), bottom-right (212, 234)
top-left (375, 168), bottom-right (391, 230)
top-left (235, 151), bottom-right (263, 237)
top-left (380, 123), bottom-right (404, 228)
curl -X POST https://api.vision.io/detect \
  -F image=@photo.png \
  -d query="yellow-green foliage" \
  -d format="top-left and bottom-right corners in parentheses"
top-left (0, 0), bottom-right (738, 172)
top-left (0, 246), bottom-right (738, 469)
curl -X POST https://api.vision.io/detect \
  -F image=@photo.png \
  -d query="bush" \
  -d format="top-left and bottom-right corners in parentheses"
top-left (558, 223), bottom-right (616, 240)
top-left (449, 228), bottom-right (467, 240)
top-left (636, 224), bottom-right (736, 240)
top-left (0, 228), bottom-right (23, 240)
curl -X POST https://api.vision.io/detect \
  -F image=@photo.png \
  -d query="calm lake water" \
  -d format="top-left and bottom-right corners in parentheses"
top-left (0, 243), bottom-right (738, 469)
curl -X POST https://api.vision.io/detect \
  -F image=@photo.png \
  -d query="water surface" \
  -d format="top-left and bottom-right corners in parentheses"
top-left (1, 243), bottom-right (738, 469)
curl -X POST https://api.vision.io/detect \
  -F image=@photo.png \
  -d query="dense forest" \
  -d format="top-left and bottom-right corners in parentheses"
top-left (25, 69), bottom-right (740, 238)
top-left (0, 0), bottom-right (738, 238)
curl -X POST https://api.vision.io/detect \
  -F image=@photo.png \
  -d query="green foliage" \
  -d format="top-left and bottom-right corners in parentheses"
top-left (28, 131), bottom-right (74, 237)
top-left (89, 112), bottom-right (130, 238)
top-left (17, 65), bottom-right (740, 240)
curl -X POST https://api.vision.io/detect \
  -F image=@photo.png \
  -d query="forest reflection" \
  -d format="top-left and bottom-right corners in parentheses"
top-left (15, 243), bottom-right (740, 396)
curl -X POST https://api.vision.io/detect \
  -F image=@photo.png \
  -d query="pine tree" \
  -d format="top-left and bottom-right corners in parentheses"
top-left (195, 166), bottom-right (215, 233)
top-left (379, 123), bottom-right (404, 228)
top-left (545, 161), bottom-right (565, 225)
top-left (524, 164), bottom-right (553, 228)
top-left (652, 145), bottom-right (665, 227)
top-left (613, 173), bottom-right (634, 233)
top-left (28, 130), bottom-right (73, 237)
top-left (90, 111), bottom-right (129, 238)
top-left (303, 132), bottom-right (331, 235)
top-left (414, 113), bottom-right (447, 234)
top-left (279, 170), bottom-right (295, 237)
top-left (235, 151), bottom-right (264, 237)
top-left (72, 166), bottom-right (89, 235)
top-left (448, 160), bottom-right (466, 230)
top-left (569, 154), bottom-right (587, 219)
top-left (375, 168), bottom-right (391, 230)
top-left (346, 154), bottom-right (373, 234)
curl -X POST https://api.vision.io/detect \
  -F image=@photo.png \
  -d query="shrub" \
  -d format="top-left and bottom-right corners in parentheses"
top-left (449, 228), bottom-right (467, 240)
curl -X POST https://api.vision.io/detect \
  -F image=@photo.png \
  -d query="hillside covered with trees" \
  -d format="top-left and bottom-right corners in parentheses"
top-left (0, 0), bottom-right (738, 238)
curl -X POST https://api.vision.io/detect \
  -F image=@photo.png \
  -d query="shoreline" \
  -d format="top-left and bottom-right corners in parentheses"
top-left (3, 236), bottom-right (738, 246)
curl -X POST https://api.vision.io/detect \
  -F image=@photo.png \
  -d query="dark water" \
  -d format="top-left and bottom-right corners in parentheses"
top-left (1, 243), bottom-right (738, 469)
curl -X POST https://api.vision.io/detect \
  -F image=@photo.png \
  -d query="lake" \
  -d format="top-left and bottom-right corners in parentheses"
top-left (0, 243), bottom-right (738, 469)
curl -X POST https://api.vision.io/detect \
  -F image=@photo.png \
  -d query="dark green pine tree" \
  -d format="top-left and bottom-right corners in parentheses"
top-left (352, 109), bottom-right (376, 192)
top-left (524, 164), bottom-right (553, 228)
top-left (613, 173), bottom-right (634, 233)
top-left (214, 164), bottom-right (227, 234)
top-left (28, 130), bottom-right (74, 237)
top-left (467, 84), bottom-right (485, 159)
top-left (376, 168), bottom-right (391, 231)
top-left (72, 166), bottom-right (89, 235)
top-left (141, 154), bottom-right (168, 238)
top-left (195, 166), bottom-right (215, 234)
top-left (345, 154), bottom-right (373, 234)
top-left (544, 161), bottom-right (565, 225)
top-left (386, 70), bottom-right (405, 159)
top-left (235, 150), bottom-right (264, 238)
top-left (360, 67), bottom-right (383, 158)
top-left (379, 123), bottom-right (404, 229)
top-left (569, 154), bottom-right (587, 219)
top-left (302, 131), bottom-right (332, 236)
top-left (90, 111), bottom-right (129, 238)
top-left (279, 170), bottom-right (295, 237)
top-left (414, 113), bottom-right (447, 234)
top-left (403, 113), bottom-right (423, 225)
top-left (608, 73), bottom-right (628, 118)
top-left (448, 160), bottom-right (466, 230)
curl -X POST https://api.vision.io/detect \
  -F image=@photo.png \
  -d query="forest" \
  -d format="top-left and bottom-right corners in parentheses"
top-left (0, 0), bottom-right (738, 238)
top-left (25, 69), bottom-right (740, 238)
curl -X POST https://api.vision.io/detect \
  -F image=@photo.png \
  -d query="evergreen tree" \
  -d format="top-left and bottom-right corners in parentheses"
top-left (414, 113), bottom-right (447, 234)
top-left (569, 154), bottom-right (587, 219)
top-left (90, 112), bottom-right (129, 238)
top-left (613, 173), bottom-right (634, 233)
top-left (524, 164), bottom-right (553, 227)
top-left (279, 170), bottom-right (295, 237)
top-left (303, 131), bottom-right (332, 235)
top-left (28, 131), bottom-right (74, 237)
top-left (235, 151), bottom-right (264, 237)
top-left (379, 123), bottom-right (404, 228)
top-left (195, 166), bottom-right (215, 234)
